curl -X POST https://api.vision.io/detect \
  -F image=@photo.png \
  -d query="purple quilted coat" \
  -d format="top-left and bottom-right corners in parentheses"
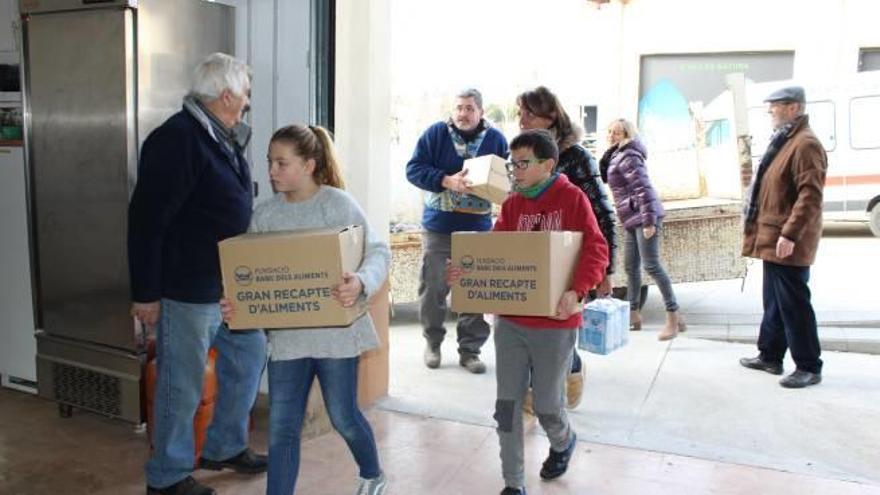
top-left (601, 138), bottom-right (665, 230)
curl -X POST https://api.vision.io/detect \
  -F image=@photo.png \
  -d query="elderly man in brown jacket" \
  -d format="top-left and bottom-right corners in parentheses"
top-left (739, 86), bottom-right (827, 389)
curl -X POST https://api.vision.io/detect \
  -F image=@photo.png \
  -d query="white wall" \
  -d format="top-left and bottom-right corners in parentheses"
top-left (335, 0), bottom-right (391, 242)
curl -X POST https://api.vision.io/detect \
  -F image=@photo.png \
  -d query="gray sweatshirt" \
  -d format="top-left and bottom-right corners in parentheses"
top-left (250, 186), bottom-right (391, 361)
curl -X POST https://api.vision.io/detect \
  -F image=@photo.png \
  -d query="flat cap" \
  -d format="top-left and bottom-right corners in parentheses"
top-left (764, 86), bottom-right (805, 104)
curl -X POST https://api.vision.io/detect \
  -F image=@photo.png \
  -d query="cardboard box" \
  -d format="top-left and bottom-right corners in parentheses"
top-left (578, 297), bottom-right (630, 355)
top-left (450, 231), bottom-right (583, 316)
top-left (219, 226), bottom-right (366, 330)
top-left (463, 154), bottom-right (511, 204)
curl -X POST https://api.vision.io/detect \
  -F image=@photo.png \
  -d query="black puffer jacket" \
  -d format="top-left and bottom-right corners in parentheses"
top-left (556, 141), bottom-right (617, 275)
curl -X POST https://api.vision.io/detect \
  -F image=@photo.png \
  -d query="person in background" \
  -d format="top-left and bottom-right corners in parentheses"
top-left (129, 53), bottom-right (267, 495)
top-left (600, 118), bottom-right (685, 341)
top-left (739, 86), bottom-right (827, 389)
top-left (449, 129), bottom-right (608, 495)
top-left (406, 88), bottom-right (510, 374)
top-left (516, 86), bottom-right (617, 410)
top-left (222, 124), bottom-right (391, 494)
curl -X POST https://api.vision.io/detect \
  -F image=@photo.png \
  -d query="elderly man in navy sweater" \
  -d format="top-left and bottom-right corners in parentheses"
top-left (129, 53), bottom-right (267, 495)
top-left (406, 88), bottom-right (510, 374)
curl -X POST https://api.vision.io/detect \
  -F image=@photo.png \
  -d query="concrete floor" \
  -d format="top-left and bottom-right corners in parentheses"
top-left (2, 386), bottom-right (880, 495)
top-left (385, 322), bottom-right (880, 486)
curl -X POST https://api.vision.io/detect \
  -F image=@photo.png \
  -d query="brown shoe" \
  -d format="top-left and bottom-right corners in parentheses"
top-left (630, 310), bottom-right (642, 331)
top-left (566, 365), bottom-right (586, 409)
top-left (522, 388), bottom-right (537, 431)
top-left (658, 311), bottom-right (681, 341)
top-left (522, 388), bottom-right (534, 416)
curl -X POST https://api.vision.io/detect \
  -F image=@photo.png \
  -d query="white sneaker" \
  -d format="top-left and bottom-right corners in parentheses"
top-left (356, 472), bottom-right (388, 495)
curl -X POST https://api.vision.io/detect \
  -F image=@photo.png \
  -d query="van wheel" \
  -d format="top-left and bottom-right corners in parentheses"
top-left (870, 204), bottom-right (880, 238)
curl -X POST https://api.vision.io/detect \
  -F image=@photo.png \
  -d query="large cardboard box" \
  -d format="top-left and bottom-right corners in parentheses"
top-left (463, 154), bottom-right (511, 204)
top-left (219, 226), bottom-right (366, 330)
top-left (451, 231), bottom-right (583, 316)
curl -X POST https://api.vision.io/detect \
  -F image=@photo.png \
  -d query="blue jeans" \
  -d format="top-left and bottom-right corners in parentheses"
top-left (757, 261), bottom-right (822, 373)
top-left (624, 222), bottom-right (679, 312)
top-left (267, 357), bottom-right (381, 495)
top-left (145, 298), bottom-right (267, 488)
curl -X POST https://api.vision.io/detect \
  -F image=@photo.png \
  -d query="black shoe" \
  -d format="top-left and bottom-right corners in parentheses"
top-left (780, 370), bottom-right (822, 388)
top-left (459, 353), bottom-right (487, 374)
top-left (539, 432), bottom-right (577, 480)
top-left (500, 487), bottom-right (526, 495)
top-left (147, 476), bottom-right (215, 495)
top-left (199, 448), bottom-right (267, 474)
top-left (739, 356), bottom-right (783, 375)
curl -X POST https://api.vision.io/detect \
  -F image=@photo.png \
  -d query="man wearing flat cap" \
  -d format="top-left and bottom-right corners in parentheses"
top-left (739, 85), bottom-right (827, 388)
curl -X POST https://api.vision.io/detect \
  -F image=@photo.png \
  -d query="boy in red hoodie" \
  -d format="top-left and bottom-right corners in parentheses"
top-left (450, 129), bottom-right (608, 495)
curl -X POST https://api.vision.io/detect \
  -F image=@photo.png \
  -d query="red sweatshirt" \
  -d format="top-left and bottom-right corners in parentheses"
top-left (493, 174), bottom-right (609, 329)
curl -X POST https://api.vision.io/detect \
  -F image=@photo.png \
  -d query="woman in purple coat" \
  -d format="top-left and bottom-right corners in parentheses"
top-left (600, 119), bottom-right (685, 340)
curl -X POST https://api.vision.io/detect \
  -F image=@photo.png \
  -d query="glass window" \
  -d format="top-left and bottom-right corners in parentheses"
top-left (703, 118), bottom-right (731, 148)
top-left (311, 0), bottom-right (335, 131)
top-left (858, 48), bottom-right (880, 72)
top-left (850, 95), bottom-right (880, 149)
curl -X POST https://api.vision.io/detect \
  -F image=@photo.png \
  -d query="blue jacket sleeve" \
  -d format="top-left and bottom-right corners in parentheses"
top-left (494, 132), bottom-right (510, 159)
top-left (406, 126), bottom-right (447, 193)
top-left (127, 126), bottom-right (201, 302)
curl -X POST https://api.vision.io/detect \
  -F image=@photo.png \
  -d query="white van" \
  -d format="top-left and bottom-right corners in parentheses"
top-left (701, 73), bottom-right (880, 236)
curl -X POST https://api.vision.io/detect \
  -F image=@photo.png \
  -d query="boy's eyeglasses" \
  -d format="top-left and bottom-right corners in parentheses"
top-left (505, 158), bottom-right (544, 172)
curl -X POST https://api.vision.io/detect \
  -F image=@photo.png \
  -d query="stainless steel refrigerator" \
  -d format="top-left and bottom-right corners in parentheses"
top-left (21, 0), bottom-right (235, 423)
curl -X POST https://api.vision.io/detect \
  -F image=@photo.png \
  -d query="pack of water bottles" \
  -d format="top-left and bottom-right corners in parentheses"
top-left (578, 297), bottom-right (630, 355)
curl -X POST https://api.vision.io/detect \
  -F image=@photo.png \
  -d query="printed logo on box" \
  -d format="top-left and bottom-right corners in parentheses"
top-left (234, 266), bottom-right (253, 286)
top-left (460, 255), bottom-right (475, 272)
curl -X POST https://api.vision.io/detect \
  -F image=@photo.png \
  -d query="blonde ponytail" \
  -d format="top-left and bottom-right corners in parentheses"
top-left (309, 126), bottom-right (346, 190)
top-left (269, 124), bottom-right (346, 190)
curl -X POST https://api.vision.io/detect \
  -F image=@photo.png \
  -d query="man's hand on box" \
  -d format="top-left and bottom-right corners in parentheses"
top-left (445, 259), bottom-right (464, 287)
top-left (441, 169), bottom-right (473, 194)
top-left (219, 297), bottom-right (236, 323)
top-left (332, 272), bottom-right (363, 308)
top-left (551, 290), bottom-right (580, 320)
top-left (131, 301), bottom-right (160, 327)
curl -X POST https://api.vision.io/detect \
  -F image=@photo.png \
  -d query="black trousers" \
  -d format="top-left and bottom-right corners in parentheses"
top-left (757, 261), bottom-right (823, 374)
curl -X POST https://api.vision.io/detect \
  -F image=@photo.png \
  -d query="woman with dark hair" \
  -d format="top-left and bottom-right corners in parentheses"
top-left (601, 118), bottom-right (685, 341)
top-left (516, 86), bottom-right (617, 409)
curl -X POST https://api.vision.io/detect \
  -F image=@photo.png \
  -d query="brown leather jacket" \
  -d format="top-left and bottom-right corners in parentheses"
top-left (742, 115), bottom-right (827, 266)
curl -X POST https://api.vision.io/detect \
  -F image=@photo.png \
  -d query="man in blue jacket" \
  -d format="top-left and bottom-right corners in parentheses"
top-left (406, 88), bottom-right (509, 374)
top-left (129, 53), bottom-right (267, 495)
